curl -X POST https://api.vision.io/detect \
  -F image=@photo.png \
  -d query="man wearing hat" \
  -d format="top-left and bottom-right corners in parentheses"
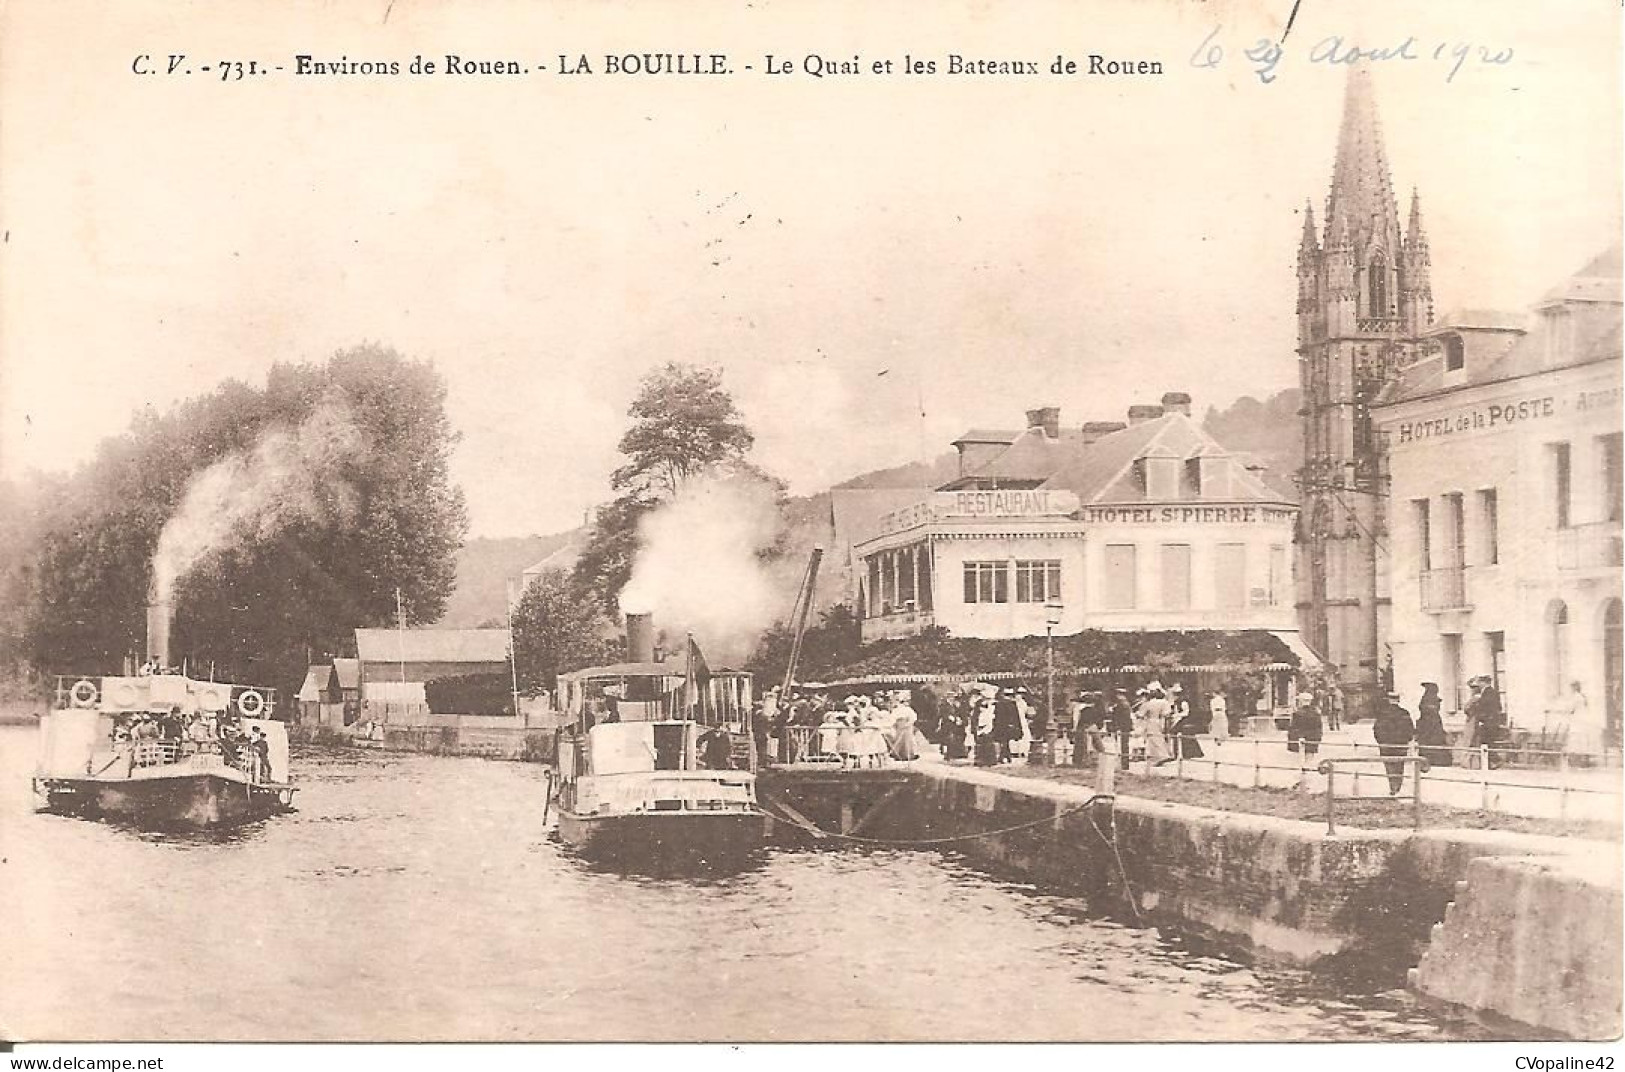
top-left (1071, 690), bottom-right (1102, 767)
top-left (1373, 689), bottom-right (1417, 795)
top-left (992, 688), bottom-right (1023, 763)
top-left (1288, 689), bottom-right (1323, 760)
top-left (1465, 675), bottom-right (1506, 768)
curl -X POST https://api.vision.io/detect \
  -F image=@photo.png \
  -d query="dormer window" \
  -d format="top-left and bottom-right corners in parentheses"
top-left (1141, 454), bottom-right (1179, 499)
top-left (1443, 335), bottom-right (1465, 372)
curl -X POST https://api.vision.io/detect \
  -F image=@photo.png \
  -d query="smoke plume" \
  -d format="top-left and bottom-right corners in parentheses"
top-left (151, 395), bottom-right (365, 602)
top-left (618, 473), bottom-right (795, 664)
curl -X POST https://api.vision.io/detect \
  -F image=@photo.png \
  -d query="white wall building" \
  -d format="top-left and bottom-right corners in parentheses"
top-left (854, 394), bottom-right (1302, 647)
top-left (1372, 248), bottom-right (1623, 751)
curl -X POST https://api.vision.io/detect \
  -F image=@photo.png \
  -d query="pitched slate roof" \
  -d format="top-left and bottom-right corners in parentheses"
top-left (950, 428), bottom-right (1021, 445)
top-left (332, 657), bottom-right (361, 690)
top-left (1380, 244), bottom-right (1622, 405)
top-left (944, 412), bottom-right (1293, 507)
top-left (354, 628), bottom-right (511, 664)
top-left (296, 665), bottom-right (332, 703)
top-left (945, 426), bottom-right (1075, 486)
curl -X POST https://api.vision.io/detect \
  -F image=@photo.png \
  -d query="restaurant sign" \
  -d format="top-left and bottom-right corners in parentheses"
top-left (876, 490), bottom-right (1081, 535)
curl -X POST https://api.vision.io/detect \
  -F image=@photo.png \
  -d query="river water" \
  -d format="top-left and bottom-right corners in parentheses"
top-left (0, 724), bottom-right (1495, 1042)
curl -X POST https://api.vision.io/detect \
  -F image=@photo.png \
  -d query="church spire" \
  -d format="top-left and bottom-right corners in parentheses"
top-left (1405, 188), bottom-right (1428, 250)
top-left (1401, 187), bottom-right (1434, 330)
top-left (1322, 67), bottom-right (1402, 259)
top-left (1299, 199), bottom-right (1319, 257)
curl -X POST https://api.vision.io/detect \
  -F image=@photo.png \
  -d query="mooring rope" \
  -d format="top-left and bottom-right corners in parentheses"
top-left (766, 788), bottom-right (1148, 922)
top-left (764, 792), bottom-right (1115, 847)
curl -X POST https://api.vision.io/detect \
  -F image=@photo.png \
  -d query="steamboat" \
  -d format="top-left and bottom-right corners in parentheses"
top-left (550, 614), bottom-right (768, 862)
top-left (31, 597), bottom-right (295, 829)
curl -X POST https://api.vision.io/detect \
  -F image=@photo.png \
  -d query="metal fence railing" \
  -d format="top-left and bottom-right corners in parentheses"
top-left (1067, 731), bottom-right (1624, 825)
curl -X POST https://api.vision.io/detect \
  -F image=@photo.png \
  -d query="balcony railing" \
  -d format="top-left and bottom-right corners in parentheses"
top-left (1420, 566), bottom-right (1470, 612)
top-left (1357, 316), bottom-right (1401, 334)
top-left (1556, 522), bottom-right (1624, 571)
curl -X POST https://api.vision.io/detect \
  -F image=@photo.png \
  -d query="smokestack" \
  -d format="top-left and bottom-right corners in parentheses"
top-left (1080, 420), bottom-right (1127, 445)
top-left (1160, 391), bottom-right (1192, 417)
top-left (626, 613), bottom-right (655, 664)
top-left (1127, 404), bottom-right (1164, 426)
top-left (1024, 406), bottom-right (1061, 439)
top-left (146, 599), bottom-right (172, 669)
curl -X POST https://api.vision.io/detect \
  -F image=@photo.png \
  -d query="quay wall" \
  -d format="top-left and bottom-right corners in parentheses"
top-left (889, 765), bottom-right (1621, 1037)
top-left (1412, 853), bottom-right (1623, 1040)
top-left (379, 724), bottom-right (553, 762)
top-left (291, 721), bottom-right (554, 762)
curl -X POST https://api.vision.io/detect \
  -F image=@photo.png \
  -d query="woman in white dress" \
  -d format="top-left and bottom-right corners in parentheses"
top-left (889, 691), bottom-right (920, 761)
top-left (1008, 688), bottom-right (1034, 759)
top-left (858, 699), bottom-right (891, 768)
top-left (1135, 687), bottom-right (1172, 764)
top-left (1547, 680), bottom-right (1602, 759)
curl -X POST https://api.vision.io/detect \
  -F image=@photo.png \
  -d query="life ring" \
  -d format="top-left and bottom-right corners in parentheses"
top-left (107, 681), bottom-right (140, 708)
top-left (70, 679), bottom-right (99, 707)
top-left (237, 689), bottom-right (266, 718)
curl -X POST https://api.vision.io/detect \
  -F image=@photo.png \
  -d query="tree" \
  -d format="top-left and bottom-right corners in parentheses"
top-left (576, 362), bottom-right (770, 614)
top-left (610, 362), bottom-right (755, 499)
top-left (511, 568), bottom-right (620, 692)
top-left (21, 344), bottom-right (468, 703)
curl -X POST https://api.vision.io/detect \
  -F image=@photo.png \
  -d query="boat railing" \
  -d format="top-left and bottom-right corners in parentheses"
top-left (116, 737), bottom-right (272, 783)
top-left (51, 674), bottom-right (278, 719)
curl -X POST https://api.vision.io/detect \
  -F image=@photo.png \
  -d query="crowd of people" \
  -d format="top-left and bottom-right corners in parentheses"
top-left (739, 667), bottom-right (1598, 789)
top-left (108, 707), bottom-right (273, 781)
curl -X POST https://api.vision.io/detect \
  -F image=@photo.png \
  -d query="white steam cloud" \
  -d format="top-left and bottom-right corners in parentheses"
top-left (618, 473), bottom-right (794, 664)
top-left (151, 396), bottom-right (365, 603)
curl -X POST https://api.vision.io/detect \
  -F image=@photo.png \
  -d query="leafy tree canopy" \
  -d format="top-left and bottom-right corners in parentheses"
top-left (511, 568), bottom-right (621, 692)
top-left (610, 362), bottom-right (755, 499)
top-left (18, 344), bottom-right (467, 702)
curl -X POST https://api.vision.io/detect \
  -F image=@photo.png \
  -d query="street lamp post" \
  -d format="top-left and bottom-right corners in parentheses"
top-left (1035, 601), bottom-right (1065, 766)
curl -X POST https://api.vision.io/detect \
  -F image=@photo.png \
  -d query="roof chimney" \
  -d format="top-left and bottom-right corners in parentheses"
top-left (1160, 391), bottom-right (1192, 417)
top-left (1126, 404), bottom-right (1164, 426)
top-left (1025, 406), bottom-right (1061, 439)
top-left (1080, 420), bottom-right (1127, 445)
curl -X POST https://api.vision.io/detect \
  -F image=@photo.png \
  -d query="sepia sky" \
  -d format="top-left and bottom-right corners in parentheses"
top-left (1, 0), bottom-right (1619, 536)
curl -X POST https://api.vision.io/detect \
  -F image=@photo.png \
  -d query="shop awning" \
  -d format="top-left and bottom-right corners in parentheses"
top-left (1269, 630), bottom-right (1325, 670)
top-left (804, 628), bottom-right (1302, 689)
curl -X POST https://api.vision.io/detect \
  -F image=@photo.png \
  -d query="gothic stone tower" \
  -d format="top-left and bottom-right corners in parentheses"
top-left (1296, 69), bottom-right (1433, 715)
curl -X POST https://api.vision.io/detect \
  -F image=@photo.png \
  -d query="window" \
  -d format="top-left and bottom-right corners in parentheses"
top-left (1368, 257), bottom-right (1387, 314)
top-left (1160, 545), bottom-right (1192, 610)
top-left (1552, 442), bottom-right (1573, 529)
top-left (898, 547), bottom-right (916, 607)
top-left (1478, 489), bottom-right (1499, 565)
top-left (1442, 634), bottom-right (1463, 711)
top-left (1413, 499), bottom-right (1432, 573)
top-left (1268, 545), bottom-right (1288, 606)
top-left (963, 561), bottom-right (1009, 604)
top-left (879, 550), bottom-right (896, 609)
top-left (1215, 543), bottom-right (1247, 609)
top-left (918, 548), bottom-right (934, 611)
top-left (1444, 492), bottom-right (1466, 568)
top-left (1104, 545), bottom-right (1137, 610)
top-left (1547, 600), bottom-right (1570, 698)
top-left (1603, 433), bottom-right (1623, 523)
top-left (1015, 560), bottom-right (1062, 603)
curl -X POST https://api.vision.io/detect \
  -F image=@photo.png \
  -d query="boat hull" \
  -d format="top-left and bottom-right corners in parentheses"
top-left (556, 808), bottom-right (770, 863)
top-left (36, 773), bottom-right (294, 830)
